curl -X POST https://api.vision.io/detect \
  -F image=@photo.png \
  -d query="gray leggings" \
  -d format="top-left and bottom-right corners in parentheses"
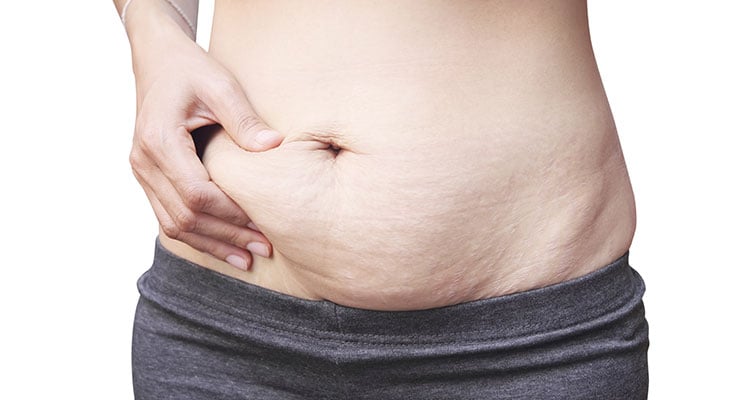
top-left (132, 240), bottom-right (649, 399)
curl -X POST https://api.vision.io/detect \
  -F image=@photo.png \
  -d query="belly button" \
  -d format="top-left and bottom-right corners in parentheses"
top-left (293, 130), bottom-right (351, 158)
top-left (327, 142), bottom-right (342, 157)
top-left (310, 136), bottom-right (345, 158)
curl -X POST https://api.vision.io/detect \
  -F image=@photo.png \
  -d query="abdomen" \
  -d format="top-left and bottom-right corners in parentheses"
top-left (165, 0), bottom-right (637, 310)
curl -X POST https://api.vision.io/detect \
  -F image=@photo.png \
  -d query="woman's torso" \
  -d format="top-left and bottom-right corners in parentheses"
top-left (160, 0), bottom-right (636, 310)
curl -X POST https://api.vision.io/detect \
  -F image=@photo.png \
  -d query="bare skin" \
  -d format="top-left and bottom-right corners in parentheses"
top-left (158, 0), bottom-right (637, 310)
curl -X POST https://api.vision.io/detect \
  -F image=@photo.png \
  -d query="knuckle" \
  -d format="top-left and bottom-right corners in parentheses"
top-left (133, 122), bottom-right (161, 153)
top-left (160, 220), bottom-right (181, 239)
top-left (224, 228), bottom-right (248, 247)
top-left (172, 207), bottom-right (198, 233)
top-left (128, 149), bottom-right (144, 171)
top-left (230, 212), bottom-right (251, 227)
top-left (234, 113), bottom-right (263, 135)
top-left (182, 184), bottom-right (211, 211)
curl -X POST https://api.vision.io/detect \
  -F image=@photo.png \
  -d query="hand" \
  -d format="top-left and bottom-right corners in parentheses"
top-left (126, 11), bottom-right (282, 270)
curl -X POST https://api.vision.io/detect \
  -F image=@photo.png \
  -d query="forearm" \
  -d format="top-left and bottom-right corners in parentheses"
top-left (115, 0), bottom-right (199, 41)
top-left (114, 0), bottom-right (205, 106)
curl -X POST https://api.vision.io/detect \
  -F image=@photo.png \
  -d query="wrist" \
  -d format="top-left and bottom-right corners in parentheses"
top-left (125, 2), bottom-right (201, 78)
top-left (124, 0), bottom-right (196, 44)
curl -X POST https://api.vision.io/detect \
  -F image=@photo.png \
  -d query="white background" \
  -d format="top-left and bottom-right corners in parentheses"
top-left (0, 1), bottom-right (737, 398)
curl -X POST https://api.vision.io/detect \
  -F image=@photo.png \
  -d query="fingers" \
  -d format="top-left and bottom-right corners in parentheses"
top-left (138, 124), bottom-right (251, 225)
top-left (130, 135), bottom-right (272, 270)
top-left (135, 171), bottom-right (272, 270)
top-left (201, 78), bottom-right (284, 152)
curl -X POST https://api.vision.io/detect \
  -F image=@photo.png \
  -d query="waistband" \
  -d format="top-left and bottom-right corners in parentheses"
top-left (138, 239), bottom-right (645, 343)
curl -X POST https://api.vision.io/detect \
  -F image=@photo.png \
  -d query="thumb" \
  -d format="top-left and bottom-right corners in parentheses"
top-left (205, 79), bottom-right (284, 152)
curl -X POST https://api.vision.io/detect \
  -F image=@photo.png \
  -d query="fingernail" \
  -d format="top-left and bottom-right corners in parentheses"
top-left (255, 130), bottom-right (283, 146)
top-left (247, 242), bottom-right (270, 258)
top-left (247, 221), bottom-right (260, 231)
top-left (226, 255), bottom-right (249, 270)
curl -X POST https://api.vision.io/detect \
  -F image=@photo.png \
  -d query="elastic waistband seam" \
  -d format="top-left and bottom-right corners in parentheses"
top-left (142, 266), bottom-right (641, 344)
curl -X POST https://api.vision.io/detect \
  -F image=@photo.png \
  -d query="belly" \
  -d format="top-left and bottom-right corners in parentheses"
top-left (161, 0), bottom-right (637, 310)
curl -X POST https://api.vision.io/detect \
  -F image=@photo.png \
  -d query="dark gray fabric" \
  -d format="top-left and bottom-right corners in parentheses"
top-left (132, 240), bottom-right (649, 399)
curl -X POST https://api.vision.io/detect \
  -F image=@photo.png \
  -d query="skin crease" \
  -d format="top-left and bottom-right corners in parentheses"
top-left (160, 0), bottom-right (637, 310)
